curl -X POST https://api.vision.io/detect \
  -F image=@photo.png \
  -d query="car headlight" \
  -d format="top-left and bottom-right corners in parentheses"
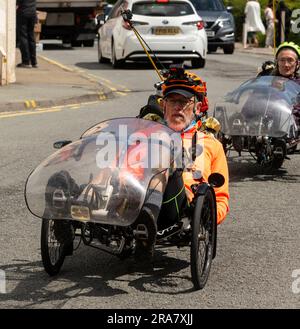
top-left (217, 19), bottom-right (231, 28)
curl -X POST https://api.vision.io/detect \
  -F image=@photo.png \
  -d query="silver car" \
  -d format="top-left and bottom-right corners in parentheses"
top-left (190, 0), bottom-right (235, 54)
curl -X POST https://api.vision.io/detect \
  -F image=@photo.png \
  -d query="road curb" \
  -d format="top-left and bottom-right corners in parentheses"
top-left (235, 43), bottom-right (274, 57)
top-left (0, 90), bottom-right (114, 112)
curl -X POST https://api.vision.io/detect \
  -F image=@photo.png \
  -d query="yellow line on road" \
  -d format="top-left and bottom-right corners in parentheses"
top-left (38, 55), bottom-right (74, 72)
top-left (38, 55), bottom-right (131, 94)
top-left (24, 100), bottom-right (37, 109)
top-left (86, 72), bottom-right (132, 93)
top-left (0, 100), bottom-right (106, 119)
top-left (24, 100), bottom-right (31, 108)
top-left (116, 92), bottom-right (127, 96)
top-left (0, 108), bottom-right (61, 119)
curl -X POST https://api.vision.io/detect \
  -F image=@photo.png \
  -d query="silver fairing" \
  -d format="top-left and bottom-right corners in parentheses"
top-left (25, 118), bottom-right (182, 226)
top-left (214, 76), bottom-right (300, 138)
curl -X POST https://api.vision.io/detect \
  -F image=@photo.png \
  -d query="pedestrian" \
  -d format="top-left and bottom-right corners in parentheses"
top-left (244, 0), bottom-right (266, 48)
top-left (276, 0), bottom-right (291, 45)
top-left (16, 0), bottom-right (38, 68)
top-left (264, 1), bottom-right (274, 48)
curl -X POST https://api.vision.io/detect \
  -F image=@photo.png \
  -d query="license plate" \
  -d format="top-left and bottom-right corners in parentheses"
top-left (153, 27), bottom-right (180, 35)
top-left (206, 30), bottom-right (215, 37)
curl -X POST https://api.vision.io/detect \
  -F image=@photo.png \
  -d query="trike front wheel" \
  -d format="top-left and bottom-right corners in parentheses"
top-left (190, 188), bottom-right (216, 290)
top-left (41, 218), bottom-right (73, 276)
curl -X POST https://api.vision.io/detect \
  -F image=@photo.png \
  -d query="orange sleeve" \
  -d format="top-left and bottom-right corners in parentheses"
top-left (211, 140), bottom-right (229, 224)
top-left (182, 134), bottom-right (229, 225)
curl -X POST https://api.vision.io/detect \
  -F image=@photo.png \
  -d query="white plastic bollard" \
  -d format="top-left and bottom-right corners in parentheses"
top-left (242, 23), bottom-right (248, 48)
top-left (0, 47), bottom-right (7, 85)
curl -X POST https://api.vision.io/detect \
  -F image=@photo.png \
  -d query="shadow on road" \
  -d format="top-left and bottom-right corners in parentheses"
top-left (74, 61), bottom-right (198, 72)
top-left (0, 247), bottom-right (191, 307)
top-left (227, 154), bottom-right (300, 184)
top-left (42, 44), bottom-right (74, 51)
top-left (75, 61), bottom-right (174, 71)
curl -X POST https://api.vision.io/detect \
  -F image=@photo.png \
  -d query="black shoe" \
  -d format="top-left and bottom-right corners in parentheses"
top-left (32, 64), bottom-right (38, 68)
top-left (16, 63), bottom-right (31, 68)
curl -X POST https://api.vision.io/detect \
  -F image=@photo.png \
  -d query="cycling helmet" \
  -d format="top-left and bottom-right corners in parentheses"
top-left (157, 66), bottom-right (208, 112)
top-left (275, 42), bottom-right (300, 59)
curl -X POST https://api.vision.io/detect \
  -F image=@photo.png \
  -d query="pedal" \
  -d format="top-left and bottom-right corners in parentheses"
top-left (133, 224), bottom-right (148, 240)
top-left (52, 189), bottom-right (67, 209)
top-left (273, 147), bottom-right (284, 156)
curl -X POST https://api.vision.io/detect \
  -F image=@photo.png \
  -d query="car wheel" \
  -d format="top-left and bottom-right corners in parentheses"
top-left (98, 39), bottom-right (109, 63)
top-left (208, 46), bottom-right (217, 53)
top-left (111, 41), bottom-right (124, 68)
top-left (83, 40), bottom-right (94, 47)
top-left (191, 58), bottom-right (205, 69)
top-left (223, 44), bottom-right (235, 54)
top-left (71, 40), bottom-right (82, 47)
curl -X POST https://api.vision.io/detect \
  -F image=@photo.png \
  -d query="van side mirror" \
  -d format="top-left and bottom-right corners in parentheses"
top-left (226, 6), bottom-right (233, 13)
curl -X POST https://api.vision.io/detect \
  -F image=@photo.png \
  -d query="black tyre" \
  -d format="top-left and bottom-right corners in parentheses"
top-left (41, 218), bottom-right (73, 276)
top-left (208, 46), bottom-right (217, 53)
top-left (223, 44), bottom-right (235, 54)
top-left (190, 188), bottom-right (216, 290)
top-left (271, 140), bottom-right (286, 169)
top-left (191, 57), bottom-right (205, 68)
top-left (271, 155), bottom-right (285, 169)
top-left (41, 170), bottom-right (76, 276)
top-left (111, 41), bottom-right (124, 68)
top-left (83, 40), bottom-right (94, 47)
top-left (98, 39), bottom-right (109, 63)
top-left (71, 40), bottom-right (82, 47)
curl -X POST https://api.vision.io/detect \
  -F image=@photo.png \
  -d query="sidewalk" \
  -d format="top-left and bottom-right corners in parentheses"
top-left (0, 49), bottom-right (112, 112)
top-left (235, 42), bottom-right (275, 57)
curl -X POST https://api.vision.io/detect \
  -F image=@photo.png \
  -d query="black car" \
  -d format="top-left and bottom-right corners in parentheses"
top-left (190, 0), bottom-right (235, 54)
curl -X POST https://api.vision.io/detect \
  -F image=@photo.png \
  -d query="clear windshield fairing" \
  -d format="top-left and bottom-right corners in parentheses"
top-left (214, 76), bottom-right (300, 137)
top-left (25, 118), bottom-right (182, 226)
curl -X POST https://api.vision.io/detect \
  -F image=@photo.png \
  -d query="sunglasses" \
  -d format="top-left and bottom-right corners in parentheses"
top-left (166, 98), bottom-right (194, 108)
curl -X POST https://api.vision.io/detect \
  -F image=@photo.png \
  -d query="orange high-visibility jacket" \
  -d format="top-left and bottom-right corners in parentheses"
top-left (181, 123), bottom-right (229, 224)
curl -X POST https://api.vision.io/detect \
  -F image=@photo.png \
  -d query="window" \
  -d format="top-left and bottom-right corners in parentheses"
top-left (132, 1), bottom-right (194, 17)
top-left (190, 0), bottom-right (225, 11)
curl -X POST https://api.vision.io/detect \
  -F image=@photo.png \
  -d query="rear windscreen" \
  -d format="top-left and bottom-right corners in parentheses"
top-left (132, 2), bottom-right (194, 16)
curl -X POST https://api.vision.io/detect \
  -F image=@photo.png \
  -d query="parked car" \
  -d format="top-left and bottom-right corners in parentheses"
top-left (190, 0), bottom-right (235, 54)
top-left (97, 0), bottom-right (207, 68)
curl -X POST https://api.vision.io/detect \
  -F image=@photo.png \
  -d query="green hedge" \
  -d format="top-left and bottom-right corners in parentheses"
top-left (223, 0), bottom-right (299, 44)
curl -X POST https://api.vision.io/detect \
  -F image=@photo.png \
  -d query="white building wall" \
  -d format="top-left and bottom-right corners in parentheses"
top-left (0, 0), bottom-right (16, 85)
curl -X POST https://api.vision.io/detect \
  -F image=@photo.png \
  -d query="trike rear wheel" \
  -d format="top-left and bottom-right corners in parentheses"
top-left (190, 188), bottom-right (216, 290)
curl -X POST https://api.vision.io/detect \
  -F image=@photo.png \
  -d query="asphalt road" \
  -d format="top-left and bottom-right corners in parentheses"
top-left (0, 44), bottom-right (300, 309)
